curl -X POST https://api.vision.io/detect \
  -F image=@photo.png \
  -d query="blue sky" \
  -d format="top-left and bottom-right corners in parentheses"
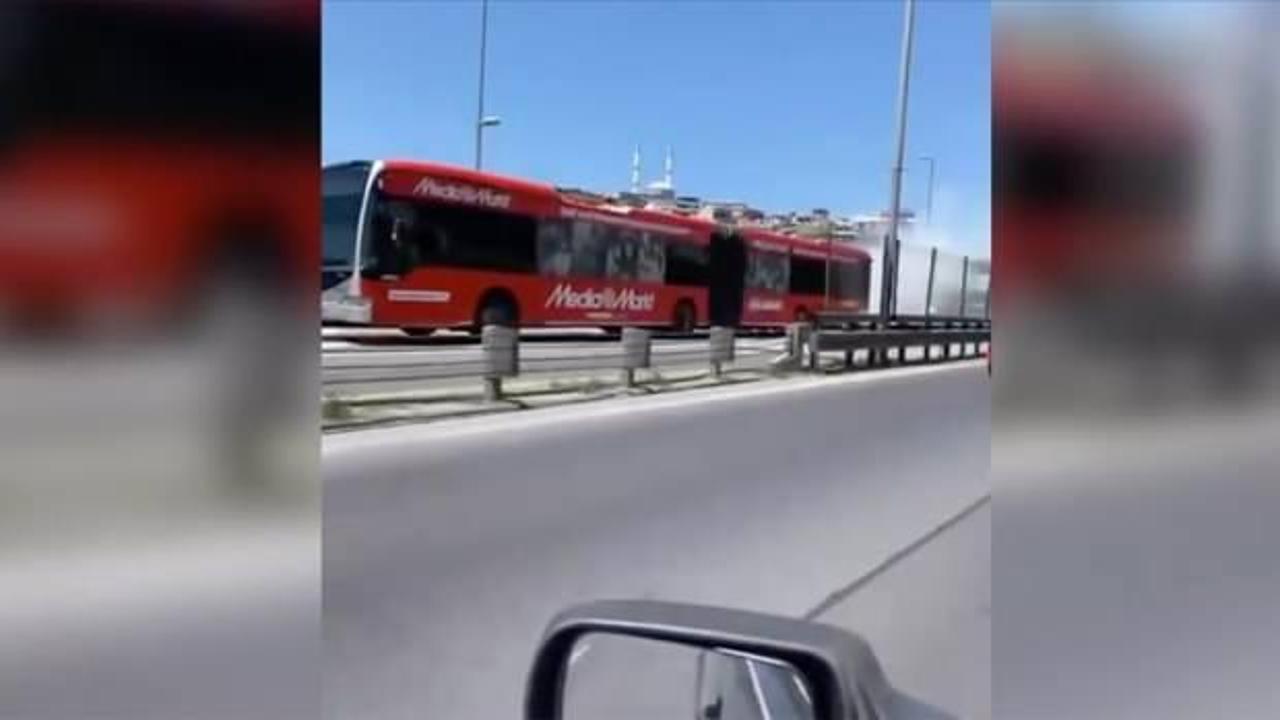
top-left (323, 1), bottom-right (990, 255)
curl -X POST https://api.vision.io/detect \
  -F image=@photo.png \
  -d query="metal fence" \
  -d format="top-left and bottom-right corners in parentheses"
top-left (852, 236), bottom-right (990, 318)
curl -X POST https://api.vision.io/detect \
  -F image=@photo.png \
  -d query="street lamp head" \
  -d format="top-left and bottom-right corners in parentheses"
top-left (480, 115), bottom-right (502, 128)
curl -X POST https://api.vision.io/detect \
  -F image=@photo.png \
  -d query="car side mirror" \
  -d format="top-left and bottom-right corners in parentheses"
top-left (523, 599), bottom-right (896, 720)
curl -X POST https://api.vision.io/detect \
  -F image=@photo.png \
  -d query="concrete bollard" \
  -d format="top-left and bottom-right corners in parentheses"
top-left (769, 322), bottom-right (811, 373)
top-left (620, 327), bottom-right (652, 387)
top-left (785, 322), bottom-right (810, 360)
top-left (481, 324), bottom-right (518, 401)
top-left (708, 326), bottom-right (735, 378)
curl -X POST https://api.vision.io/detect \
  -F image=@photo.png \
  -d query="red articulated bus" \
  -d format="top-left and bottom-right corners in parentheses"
top-left (324, 160), bottom-right (715, 334)
top-left (993, 31), bottom-right (1195, 302)
top-left (323, 159), bottom-right (872, 334)
top-left (0, 1), bottom-right (317, 337)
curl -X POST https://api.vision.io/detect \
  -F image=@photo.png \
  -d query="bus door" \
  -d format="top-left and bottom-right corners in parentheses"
top-left (708, 229), bottom-right (745, 327)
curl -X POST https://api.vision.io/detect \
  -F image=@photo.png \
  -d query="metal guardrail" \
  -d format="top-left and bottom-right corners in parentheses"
top-left (814, 311), bottom-right (989, 329)
top-left (469, 325), bottom-right (746, 399)
top-left (804, 313), bottom-right (990, 371)
top-left (323, 316), bottom-right (990, 397)
top-left (321, 329), bottom-right (780, 394)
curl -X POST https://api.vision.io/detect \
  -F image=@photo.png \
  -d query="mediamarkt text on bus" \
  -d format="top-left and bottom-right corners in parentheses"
top-left (412, 177), bottom-right (512, 210)
top-left (545, 283), bottom-right (656, 312)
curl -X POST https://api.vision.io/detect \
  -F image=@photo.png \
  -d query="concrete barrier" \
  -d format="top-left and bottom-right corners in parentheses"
top-left (481, 325), bottom-right (518, 400)
top-left (709, 326), bottom-right (735, 378)
top-left (770, 323), bottom-right (813, 372)
top-left (620, 327), bottom-right (652, 387)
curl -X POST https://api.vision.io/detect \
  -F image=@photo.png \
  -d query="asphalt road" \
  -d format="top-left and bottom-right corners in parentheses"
top-left (994, 408), bottom-right (1280, 718)
top-left (820, 500), bottom-right (991, 720)
top-left (324, 361), bottom-right (990, 719)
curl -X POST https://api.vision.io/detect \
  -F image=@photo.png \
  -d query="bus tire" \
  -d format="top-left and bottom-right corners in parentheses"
top-left (671, 300), bottom-right (696, 335)
top-left (474, 291), bottom-right (519, 330)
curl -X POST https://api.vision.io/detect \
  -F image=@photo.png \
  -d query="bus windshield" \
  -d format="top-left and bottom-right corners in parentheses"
top-left (323, 163), bottom-right (371, 270)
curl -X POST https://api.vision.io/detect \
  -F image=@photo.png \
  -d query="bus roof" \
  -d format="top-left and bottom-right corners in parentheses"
top-left (375, 159), bottom-right (717, 239)
top-left (560, 197), bottom-right (719, 236)
top-left (362, 159), bottom-right (867, 258)
top-left (381, 159), bottom-right (562, 201)
top-left (738, 226), bottom-right (871, 262)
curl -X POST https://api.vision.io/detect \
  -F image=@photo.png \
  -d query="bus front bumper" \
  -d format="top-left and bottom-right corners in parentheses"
top-left (321, 294), bottom-right (372, 325)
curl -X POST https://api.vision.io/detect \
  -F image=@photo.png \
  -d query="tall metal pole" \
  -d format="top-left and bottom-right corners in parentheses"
top-left (921, 155), bottom-right (936, 225)
top-left (923, 246), bottom-right (937, 318)
top-left (880, 0), bottom-right (916, 322)
top-left (983, 267), bottom-right (992, 320)
top-left (474, 0), bottom-right (490, 170)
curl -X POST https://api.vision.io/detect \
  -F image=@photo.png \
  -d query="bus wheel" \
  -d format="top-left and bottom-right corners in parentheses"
top-left (475, 293), bottom-right (519, 329)
top-left (671, 300), bottom-right (696, 335)
top-left (402, 327), bottom-right (434, 338)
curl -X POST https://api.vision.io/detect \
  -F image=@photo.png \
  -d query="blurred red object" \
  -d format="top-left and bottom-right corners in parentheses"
top-left (993, 30), bottom-right (1198, 303)
top-left (0, 0), bottom-right (318, 336)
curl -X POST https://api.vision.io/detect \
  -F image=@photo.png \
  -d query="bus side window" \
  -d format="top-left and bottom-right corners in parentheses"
top-left (832, 260), bottom-right (871, 302)
top-left (569, 220), bottom-right (605, 279)
top-left (746, 249), bottom-right (787, 293)
top-left (665, 238), bottom-right (708, 287)
top-left (635, 232), bottom-right (666, 283)
top-left (369, 199), bottom-right (424, 275)
top-left (537, 219), bottom-right (573, 277)
top-left (396, 198), bottom-right (536, 273)
top-left (789, 255), bottom-right (825, 296)
top-left (605, 228), bottom-right (639, 281)
top-left (745, 251), bottom-right (759, 290)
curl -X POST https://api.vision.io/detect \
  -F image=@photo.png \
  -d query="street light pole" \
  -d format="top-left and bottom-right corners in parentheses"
top-left (881, 0), bottom-right (916, 322)
top-left (920, 155), bottom-right (936, 225)
top-left (474, 0), bottom-right (490, 170)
